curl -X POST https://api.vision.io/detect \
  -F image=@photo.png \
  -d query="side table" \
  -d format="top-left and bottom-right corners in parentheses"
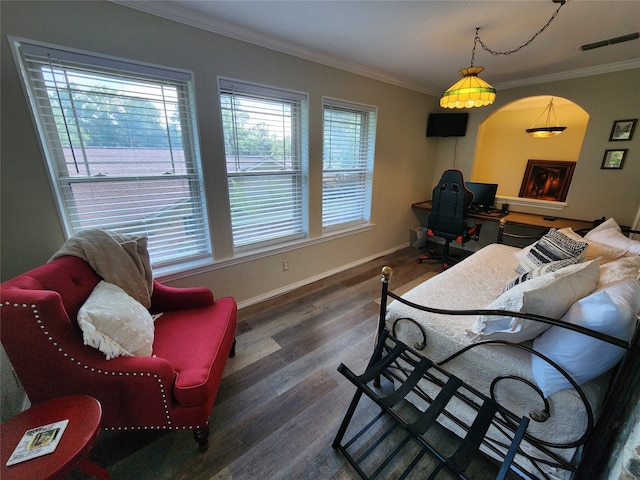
top-left (1, 394), bottom-right (109, 480)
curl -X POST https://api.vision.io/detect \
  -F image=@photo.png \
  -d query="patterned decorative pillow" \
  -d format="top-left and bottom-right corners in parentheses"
top-left (505, 256), bottom-right (583, 291)
top-left (515, 228), bottom-right (588, 275)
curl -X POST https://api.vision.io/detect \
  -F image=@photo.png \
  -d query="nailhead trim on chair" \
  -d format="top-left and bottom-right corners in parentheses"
top-left (0, 301), bottom-right (203, 431)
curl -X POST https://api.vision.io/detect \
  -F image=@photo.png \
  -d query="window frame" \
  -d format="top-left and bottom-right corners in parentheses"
top-left (218, 77), bottom-right (309, 252)
top-left (11, 37), bottom-right (212, 273)
top-left (322, 97), bottom-right (377, 232)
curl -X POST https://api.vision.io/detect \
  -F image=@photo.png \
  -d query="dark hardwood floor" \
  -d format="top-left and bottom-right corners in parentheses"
top-left (69, 245), bottom-right (512, 480)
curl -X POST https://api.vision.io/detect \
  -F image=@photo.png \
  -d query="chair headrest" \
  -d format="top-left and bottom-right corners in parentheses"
top-left (438, 169), bottom-right (465, 185)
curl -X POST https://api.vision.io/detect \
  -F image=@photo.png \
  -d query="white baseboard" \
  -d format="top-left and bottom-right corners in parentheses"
top-left (236, 242), bottom-right (409, 309)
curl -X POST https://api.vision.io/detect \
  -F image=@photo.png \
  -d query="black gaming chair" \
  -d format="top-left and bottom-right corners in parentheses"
top-left (418, 169), bottom-right (482, 269)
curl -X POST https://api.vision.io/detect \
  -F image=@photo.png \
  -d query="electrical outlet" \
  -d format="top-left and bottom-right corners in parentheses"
top-left (283, 261), bottom-right (289, 272)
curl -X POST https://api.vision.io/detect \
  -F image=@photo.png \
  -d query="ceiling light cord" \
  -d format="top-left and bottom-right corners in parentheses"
top-left (476, 1), bottom-right (567, 57)
top-left (530, 97), bottom-right (559, 128)
top-left (441, 0), bottom-right (568, 109)
top-left (526, 97), bottom-right (567, 137)
top-left (470, 28), bottom-right (480, 66)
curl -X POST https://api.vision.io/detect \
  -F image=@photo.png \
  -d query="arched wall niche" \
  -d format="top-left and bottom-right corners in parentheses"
top-left (470, 95), bottom-right (589, 210)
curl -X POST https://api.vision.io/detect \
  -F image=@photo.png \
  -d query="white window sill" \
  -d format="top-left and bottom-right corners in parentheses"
top-left (497, 195), bottom-right (567, 211)
top-left (157, 223), bottom-right (374, 283)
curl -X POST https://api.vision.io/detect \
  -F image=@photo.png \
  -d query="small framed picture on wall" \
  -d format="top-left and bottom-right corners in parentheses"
top-left (609, 119), bottom-right (637, 141)
top-left (601, 149), bottom-right (627, 169)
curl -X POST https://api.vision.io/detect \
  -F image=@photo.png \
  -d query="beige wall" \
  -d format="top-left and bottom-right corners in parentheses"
top-left (0, 0), bottom-right (437, 301)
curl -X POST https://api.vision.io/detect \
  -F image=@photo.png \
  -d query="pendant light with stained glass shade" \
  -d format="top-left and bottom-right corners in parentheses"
top-left (440, 1), bottom-right (569, 110)
top-left (440, 29), bottom-right (495, 109)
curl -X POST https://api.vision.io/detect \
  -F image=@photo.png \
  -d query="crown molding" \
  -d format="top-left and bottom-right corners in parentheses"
top-left (494, 58), bottom-right (640, 91)
top-left (111, 0), bottom-right (440, 95)
top-left (113, 1), bottom-right (639, 98)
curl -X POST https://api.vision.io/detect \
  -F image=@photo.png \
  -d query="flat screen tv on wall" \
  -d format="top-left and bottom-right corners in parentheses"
top-left (426, 113), bottom-right (469, 137)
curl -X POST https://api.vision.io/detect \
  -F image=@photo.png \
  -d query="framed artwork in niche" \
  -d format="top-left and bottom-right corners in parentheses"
top-left (601, 149), bottom-right (627, 170)
top-left (609, 119), bottom-right (636, 141)
top-left (518, 159), bottom-right (576, 202)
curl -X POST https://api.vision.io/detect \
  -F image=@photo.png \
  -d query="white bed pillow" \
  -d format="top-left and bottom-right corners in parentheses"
top-left (77, 280), bottom-right (155, 360)
top-left (598, 255), bottom-right (640, 288)
top-left (514, 228), bottom-right (587, 274)
top-left (558, 227), bottom-right (628, 264)
top-left (588, 217), bottom-right (621, 233)
top-left (468, 260), bottom-right (600, 343)
top-left (531, 278), bottom-right (640, 398)
top-left (585, 226), bottom-right (640, 255)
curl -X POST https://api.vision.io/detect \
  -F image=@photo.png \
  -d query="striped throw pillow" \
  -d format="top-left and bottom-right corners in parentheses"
top-left (505, 256), bottom-right (584, 291)
top-left (515, 228), bottom-right (588, 275)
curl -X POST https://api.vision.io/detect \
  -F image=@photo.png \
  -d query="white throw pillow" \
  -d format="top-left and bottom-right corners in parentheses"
top-left (589, 217), bottom-right (622, 234)
top-left (585, 226), bottom-right (640, 255)
top-left (558, 227), bottom-right (628, 264)
top-left (531, 278), bottom-right (640, 398)
top-left (514, 228), bottom-right (587, 274)
top-left (77, 280), bottom-right (154, 360)
top-left (468, 260), bottom-right (600, 343)
top-left (598, 255), bottom-right (640, 288)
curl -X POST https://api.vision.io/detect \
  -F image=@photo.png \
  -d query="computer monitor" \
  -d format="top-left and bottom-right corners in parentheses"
top-left (465, 182), bottom-right (498, 210)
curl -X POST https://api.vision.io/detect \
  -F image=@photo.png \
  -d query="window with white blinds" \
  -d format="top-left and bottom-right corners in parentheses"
top-left (13, 40), bottom-right (211, 270)
top-left (219, 79), bottom-right (308, 249)
top-left (322, 99), bottom-right (377, 230)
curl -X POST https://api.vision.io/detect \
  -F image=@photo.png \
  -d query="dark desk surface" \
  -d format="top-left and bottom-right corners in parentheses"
top-left (411, 201), bottom-right (594, 232)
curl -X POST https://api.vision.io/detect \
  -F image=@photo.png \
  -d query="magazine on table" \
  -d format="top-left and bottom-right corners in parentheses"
top-left (6, 419), bottom-right (69, 466)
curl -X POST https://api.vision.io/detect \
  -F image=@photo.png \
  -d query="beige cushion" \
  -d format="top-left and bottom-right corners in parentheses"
top-left (77, 281), bottom-right (154, 360)
top-left (468, 260), bottom-right (600, 343)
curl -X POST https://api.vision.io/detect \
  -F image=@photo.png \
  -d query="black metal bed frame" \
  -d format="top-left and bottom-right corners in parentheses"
top-left (496, 216), bottom-right (640, 246)
top-left (333, 331), bottom-right (530, 479)
top-left (334, 253), bottom-right (639, 479)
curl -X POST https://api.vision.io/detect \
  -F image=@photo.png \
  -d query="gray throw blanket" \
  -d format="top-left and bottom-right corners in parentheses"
top-left (50, 229), bottom-right (153, 308)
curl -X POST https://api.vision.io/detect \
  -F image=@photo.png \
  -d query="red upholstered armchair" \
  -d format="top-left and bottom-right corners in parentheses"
top-left (0, 255), bottom-right (237, 451)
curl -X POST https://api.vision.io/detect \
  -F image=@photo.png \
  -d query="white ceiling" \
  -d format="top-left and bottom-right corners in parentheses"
top-left (120, 0), bottom-right (640, 96)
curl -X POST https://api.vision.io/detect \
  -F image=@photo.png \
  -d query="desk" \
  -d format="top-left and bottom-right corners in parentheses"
top-left (1, 395), bottom-right (109, 480)
top-left (411, 201), bottom-right (594, 232)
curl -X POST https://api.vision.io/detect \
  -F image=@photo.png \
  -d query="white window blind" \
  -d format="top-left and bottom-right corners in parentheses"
top-left (14, 40), bottom-right (211, 270)
top-left (219, 79), bottom-right (308, 249)
top-left (322, 99), bottom-right (377, 229)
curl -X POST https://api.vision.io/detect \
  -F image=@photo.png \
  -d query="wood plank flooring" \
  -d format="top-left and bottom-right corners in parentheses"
top-left (68, 245), bottom-right (514, 480)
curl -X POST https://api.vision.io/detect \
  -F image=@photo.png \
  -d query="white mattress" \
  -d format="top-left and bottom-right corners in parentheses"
top-left (385, 243), bottom-right (609, 479)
